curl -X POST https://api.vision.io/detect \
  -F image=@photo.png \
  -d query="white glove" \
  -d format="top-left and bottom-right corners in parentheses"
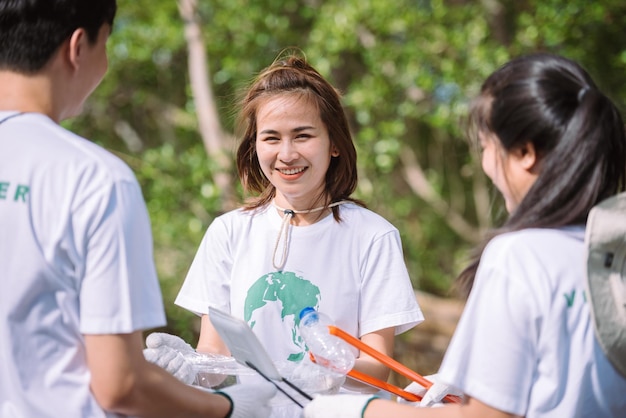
top-left (303, 394), bottom-right (377, 418)
top-left (215, 381), bottom-right (277, 418)
top-left (276, 356), bottom-right (346, 394)
top-left (400, 374), bottom-right (463, 407)
top-left (143, 333), bottom-right (197, 385)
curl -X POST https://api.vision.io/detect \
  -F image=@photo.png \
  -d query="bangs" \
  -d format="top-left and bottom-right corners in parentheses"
top-left (467, 94), bottom-right (493, 152)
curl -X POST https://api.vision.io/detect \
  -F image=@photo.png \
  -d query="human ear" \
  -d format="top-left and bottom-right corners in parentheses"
top-left (67, 28), bottom-right (87, 71)
top-left (514, 141), bottom-right (538, 171)
top-left (331, 145), bottom-right (340, 157)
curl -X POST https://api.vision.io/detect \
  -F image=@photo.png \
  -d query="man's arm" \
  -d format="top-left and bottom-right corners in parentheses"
top-left (86, 331), bottom-right (232, 418)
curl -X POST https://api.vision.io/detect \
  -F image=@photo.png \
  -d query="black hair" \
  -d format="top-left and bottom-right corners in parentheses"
top-left (456, 53), bottom-right (626, 297)
top-left (0, 0), bottom-right (117, 73)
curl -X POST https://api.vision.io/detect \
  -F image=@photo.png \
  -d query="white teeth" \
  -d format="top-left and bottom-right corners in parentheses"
top-left (279, 167), bottom-right (305, 175)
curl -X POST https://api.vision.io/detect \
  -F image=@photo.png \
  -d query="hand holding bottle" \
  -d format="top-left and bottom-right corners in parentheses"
top-left (298, 307), bottom-right (356, 375)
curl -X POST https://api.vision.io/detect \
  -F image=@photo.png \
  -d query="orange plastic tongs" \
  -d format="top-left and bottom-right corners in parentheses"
top-left (326, 325), bottom-right (462, 404)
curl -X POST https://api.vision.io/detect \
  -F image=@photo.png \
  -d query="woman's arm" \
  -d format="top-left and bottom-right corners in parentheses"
top-left (343, 327), bottom-right (395, 392)
top-left (197, 314), bottom-right (231, 356)
top-left (194, 314), bottom-right (233, 387)
top-left (364, 396), bottom-right (520, 418)
top-left (304, 393), bottom-right (520, 418)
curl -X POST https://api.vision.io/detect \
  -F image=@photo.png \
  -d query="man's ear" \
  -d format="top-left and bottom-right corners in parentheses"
top-left (66, 28), bottom-right (87, 71)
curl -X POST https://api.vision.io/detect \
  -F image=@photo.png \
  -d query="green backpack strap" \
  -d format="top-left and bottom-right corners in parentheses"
top-left (585, 192), bottom-right (626, 378)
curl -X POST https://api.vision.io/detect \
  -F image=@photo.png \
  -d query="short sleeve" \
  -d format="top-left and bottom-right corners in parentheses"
top-left (175, 216), bottom-right (232, 315)
top-left (79, 179), bottom-right (166, 334)
top-left (359, 229), bottom-right (424, 336)
top-left (438, 238), bottom-right (542, 415)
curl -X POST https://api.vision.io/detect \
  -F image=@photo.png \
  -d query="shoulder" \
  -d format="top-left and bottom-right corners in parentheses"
top-left (479, 227), bottom-right (586, 290)
top-left (6, 114), bottom-right (142, 216)
top-left (213, 205), bottom-right (269, 223)
top-left (207, 205), bottom-right (271, 232)
top-left (484, 227), bottom-right (585, 259)
top-left (23, 113), bottom-right (137, 185)
top-left (337, 203), bottom-right (398, 232)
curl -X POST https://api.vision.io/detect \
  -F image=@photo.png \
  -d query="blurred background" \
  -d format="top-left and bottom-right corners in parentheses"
top-left (66, 0), bottom-right (626, 386)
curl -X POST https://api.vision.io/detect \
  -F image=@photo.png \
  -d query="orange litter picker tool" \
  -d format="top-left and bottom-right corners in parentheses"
top-left (324, 325), bottom-right (462, 404)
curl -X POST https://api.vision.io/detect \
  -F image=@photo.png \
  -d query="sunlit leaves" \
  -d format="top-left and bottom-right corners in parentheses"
top-left (73, 0), bottom-right (626, 336)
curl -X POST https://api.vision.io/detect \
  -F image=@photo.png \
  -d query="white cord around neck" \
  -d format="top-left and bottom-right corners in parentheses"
top-left (271, 200), bottom-right (348, 270)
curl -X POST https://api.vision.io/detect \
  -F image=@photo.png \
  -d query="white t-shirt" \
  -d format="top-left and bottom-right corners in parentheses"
top-left (0, 112), bottom-right (166, 417)
top-left (176, 203), bottom-right (423, 363)
top-left (439, 227), bottom-right (626, 417)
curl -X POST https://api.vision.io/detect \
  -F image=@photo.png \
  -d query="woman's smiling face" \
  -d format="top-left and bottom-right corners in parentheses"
top-left (255, 93), bottom-right (338, 209)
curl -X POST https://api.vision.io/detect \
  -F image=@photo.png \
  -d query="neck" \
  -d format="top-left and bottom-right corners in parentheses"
top-left (0, 71), bottom-right (59, 121)
top-left (272, 199), bottom-right (346, 226)
top-left (272, 192), bottom-right (332, 211)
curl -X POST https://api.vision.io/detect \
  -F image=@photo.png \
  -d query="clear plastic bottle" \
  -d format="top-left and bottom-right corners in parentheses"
top-left (298, 307), bottom-right (355, 374)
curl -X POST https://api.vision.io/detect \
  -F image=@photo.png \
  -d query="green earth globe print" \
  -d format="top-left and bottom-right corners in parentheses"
top-left (244, 271), bottom-right (320, 362)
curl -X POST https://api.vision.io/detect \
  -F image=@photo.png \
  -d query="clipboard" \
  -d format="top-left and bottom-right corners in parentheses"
top-left (208, 306), bottom-right (313, 406)
top-left (209, 306), bottom-right (282, 379)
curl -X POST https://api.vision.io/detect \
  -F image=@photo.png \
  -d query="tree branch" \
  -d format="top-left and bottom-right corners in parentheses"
top-left (177, 0), bottom-right (236, 210)
top-left (400, 145), bottom-right (480, 243)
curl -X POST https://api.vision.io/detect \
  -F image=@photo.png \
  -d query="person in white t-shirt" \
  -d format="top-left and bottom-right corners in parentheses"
top-left (303, 54), bottom-right (626, 417)
top-left (147, 53), bottom-right (424, 396)
top-left (0, 1), bottom-right (275, 417)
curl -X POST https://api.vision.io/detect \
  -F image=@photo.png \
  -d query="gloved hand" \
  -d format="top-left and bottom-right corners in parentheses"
top-left (303, 394), bottom-right (378, 418)
top-left (277, 355), bottom-right (346, 395)
top-left (400, 374), bottom-right (463, 407)
top-left (215, 381), bottom-right (278, 418)
top-left (143, 333), bottom-right (197, 385)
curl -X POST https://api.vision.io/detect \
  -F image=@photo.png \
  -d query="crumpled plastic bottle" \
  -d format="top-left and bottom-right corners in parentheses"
top-left (298, 307), bottom-right (355, 375)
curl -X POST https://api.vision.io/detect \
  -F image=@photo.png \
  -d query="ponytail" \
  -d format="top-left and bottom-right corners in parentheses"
top-left (455, 54), bottom-right (626, 298)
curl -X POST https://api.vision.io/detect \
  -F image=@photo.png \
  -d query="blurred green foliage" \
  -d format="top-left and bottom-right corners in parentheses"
top-left (65, 0), bottom-right (626, 340)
